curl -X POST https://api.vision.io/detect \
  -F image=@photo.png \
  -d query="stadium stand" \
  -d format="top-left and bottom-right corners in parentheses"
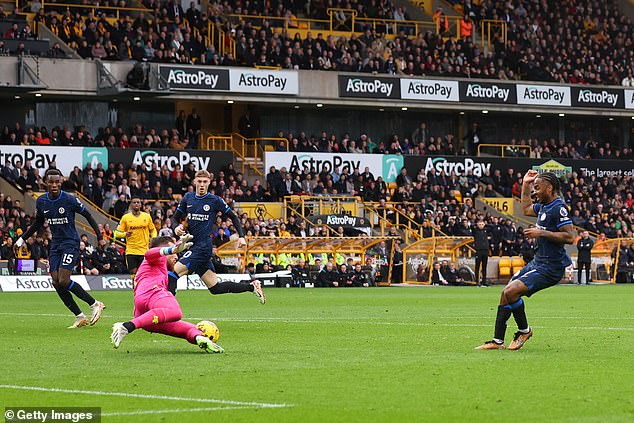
top-left (1, 121), bottom-right (632, 252)
top-left (2, 0), bottom-right (633, 84)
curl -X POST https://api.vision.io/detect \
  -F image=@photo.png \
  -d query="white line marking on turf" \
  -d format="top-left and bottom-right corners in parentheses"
top-left (0, 385), bottom-right (291, 409)
top-left (101, 406), bottom-right (252, 416)
top-left (1, 312), bottom-right (634, 330)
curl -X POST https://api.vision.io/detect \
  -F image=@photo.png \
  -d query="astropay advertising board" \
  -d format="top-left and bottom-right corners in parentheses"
top-left (230, 68), bottom-right (299, 95)
top-left (108, 148), bottom-right (233, 173)
top-left (265, 152), bottom-right (404, 183)
top-left (159, 65), bottom-right (298, 94)
top-left (0, 146), bottom-right (107, 176)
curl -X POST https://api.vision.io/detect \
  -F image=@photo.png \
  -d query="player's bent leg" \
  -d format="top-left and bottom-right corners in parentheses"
top-left (129, 295), bottom-right (183, 329)
top-left (475, 279), bottom-right (529, 350)
top-left (202, 270), bottom-right (265, 304)
top-left (502, 280), bottom-right (533, 350)
top-left (51, 270), bottom-right (87, 327)
top-left (59, 268), bottom-right (105, 326)
top-left (146, 321), bottom-right (224, 353)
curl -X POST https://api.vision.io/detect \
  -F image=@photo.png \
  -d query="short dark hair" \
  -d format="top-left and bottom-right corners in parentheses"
top-left (150, 236), bottom-right (175, 248)
top-left (44, 168), bottom-right (62, 179)
top-left (536, 171), bottom-right (561, 195)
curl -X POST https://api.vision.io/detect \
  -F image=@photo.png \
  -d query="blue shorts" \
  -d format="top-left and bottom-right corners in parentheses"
top-left (49, 248), bottom-right (80, 273)
top-left (178, 249), bottom-right (215, 276)
top-left (512, 260), bottom-right (565, 297)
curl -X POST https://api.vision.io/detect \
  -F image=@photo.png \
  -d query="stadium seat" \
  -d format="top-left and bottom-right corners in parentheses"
top-left (511, 257), bottom-right (524, 274)
top-left (498, 258), bottom-right (511, 278)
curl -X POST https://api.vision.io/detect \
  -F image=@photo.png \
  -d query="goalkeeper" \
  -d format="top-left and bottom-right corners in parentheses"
top-left (110, 235), bottom-right (224, 353)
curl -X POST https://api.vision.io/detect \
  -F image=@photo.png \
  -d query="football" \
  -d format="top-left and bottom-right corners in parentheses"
top-left (196, 320), bottom-right (220, 342)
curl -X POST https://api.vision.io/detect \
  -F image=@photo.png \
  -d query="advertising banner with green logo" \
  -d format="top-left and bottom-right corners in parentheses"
top-left (82, 148), bottom-right (109, 170)
top-left (0, 146), bottom-right (108, 176)
top-left (108, 148), bottom-right (233, 172)
top-left (264, 152), bottom-right (404, 182)
top-left (405, 156), bottom-right (634, 179)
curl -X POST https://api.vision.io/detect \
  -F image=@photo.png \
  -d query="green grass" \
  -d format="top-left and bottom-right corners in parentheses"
top-left (1, 286), bottom-right (634, 422)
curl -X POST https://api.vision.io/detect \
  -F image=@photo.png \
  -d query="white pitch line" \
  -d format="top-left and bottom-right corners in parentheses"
top-left (1, 312), bottom-right (634, 330)
top-left (3, 311), bottom-right (634, 321)
top-left (0, 385), bottom-right (291, 409)
top-left (101, 406), bottom-right (252, 416)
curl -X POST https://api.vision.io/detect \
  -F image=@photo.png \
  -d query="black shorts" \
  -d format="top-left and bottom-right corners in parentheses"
top-left (126, 254), bottom-right (145, 272)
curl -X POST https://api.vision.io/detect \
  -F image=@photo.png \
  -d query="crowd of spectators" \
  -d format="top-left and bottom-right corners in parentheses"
top-left (0, 109), bottom-right (201, 149)
top-left (0, 115), bottom-right (633, 282)
top-left (3, 0), bottom-right (634, 85)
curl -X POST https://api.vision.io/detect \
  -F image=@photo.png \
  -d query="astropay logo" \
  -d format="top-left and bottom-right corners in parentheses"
top-left (517, 84), bottom-right (571, 106)
top-left (346, 78), bottom-right (394, 96)
top-left (383, 155), bottom-right (403, 182)
top-left (424, 157), bottom-right (491, 177)
top-left (231, 69), bottom-right (298, 94)
top-left (288, 154), bottom-right (362, 174)
top-left (239, 73), bottom-right (287, 90)
top-left (168, 69), bottom-right (219, 87)
top-left (102, 276), bottom-right (133, 290)
top-left (82, 148), bottom-right (108, 170)
top-left (576, 89), bottom-right (619, 107)
top-left (465, 83), bottom-right (510, 102)
top-left (133, 150), bottom-right (211, 171)
top-left (400, 79), bottom-right (459, 101)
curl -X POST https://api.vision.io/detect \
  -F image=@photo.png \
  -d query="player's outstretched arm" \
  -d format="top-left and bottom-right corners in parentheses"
top-left (16, 211), bottom-right (45, 248)
top-left (521, 169), bottom-right (538, 217)
top-left (80, 208), bottom-right (104, 245)
top-left (225, 210), bottom-right (247, 248)
top-left (525, 223), bottom-right (575, 245)
top-left (171, 208), bottom-right (186, 235)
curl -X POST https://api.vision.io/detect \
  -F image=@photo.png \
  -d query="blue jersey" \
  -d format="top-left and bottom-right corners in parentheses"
top-left (36, 191), bottom-right (85, 250)
top-left (177, 192), bottom-right (230, 252)
top-left (532, 198), bottom-right (573, 268)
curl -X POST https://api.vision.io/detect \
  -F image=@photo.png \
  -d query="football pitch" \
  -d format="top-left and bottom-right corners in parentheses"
top-left (1, 286), bottom-right (633, 422)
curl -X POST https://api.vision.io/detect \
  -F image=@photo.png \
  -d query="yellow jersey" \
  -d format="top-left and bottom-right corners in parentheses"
top-left (116, 211), bottom-right (157, 255)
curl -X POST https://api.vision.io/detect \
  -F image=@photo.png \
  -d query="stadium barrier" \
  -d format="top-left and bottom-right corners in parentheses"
top-left (0, 272), bottom-right (288, 292)
top-left (403, 156), bottom-right (634, 179)
top-left (0, 146), bottom-right (234, 176)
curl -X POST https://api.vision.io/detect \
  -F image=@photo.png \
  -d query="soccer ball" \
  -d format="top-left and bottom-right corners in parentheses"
top-left (196, 320), bottom-right (220, 342)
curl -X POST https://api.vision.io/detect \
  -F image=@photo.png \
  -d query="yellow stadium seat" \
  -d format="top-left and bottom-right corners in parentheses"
top-left (265, 145), bottom-right (274, 151)
top-left (498, 258), bottom-right (511, 277)
top-left (451, 190), bottom-right (463, 203)
top-left (511, 257), bottom-right (525, 274)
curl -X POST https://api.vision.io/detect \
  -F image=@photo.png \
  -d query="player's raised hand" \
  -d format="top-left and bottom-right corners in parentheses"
top-left (523, 227), bottom-right (544, 239)
top-left (523, 169), bottom-right (539, 185)
top-left (237, 237), bottom-right (247, 248)
top-left (175, 224), bottom-right (186, 236)
top-left (173, 234), bottom-right (194, 254)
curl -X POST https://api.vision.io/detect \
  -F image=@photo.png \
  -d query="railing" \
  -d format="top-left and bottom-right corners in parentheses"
top-left (1, 0), bottom-right (18, 8)
top-left (202, 133), bottom-right (288, 176)
top-left (193, 20), bottom-right (235, 59)
top-left (37, 1), bottom-right (152, 18)
top-left (221, 9), bottom-right (437, 36)
top-left (74, 191), bottom-right (121, 223)
top-left (477, 143), bottom-right (532, 157)
top-left (481, 19), bottom-right (507, 47)
top-left (434, 16), bottom-right (507, 50)
top-left (282, 196), bottom-right (341, 236)
top-left (221, 12), bottom-right (329, 32)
